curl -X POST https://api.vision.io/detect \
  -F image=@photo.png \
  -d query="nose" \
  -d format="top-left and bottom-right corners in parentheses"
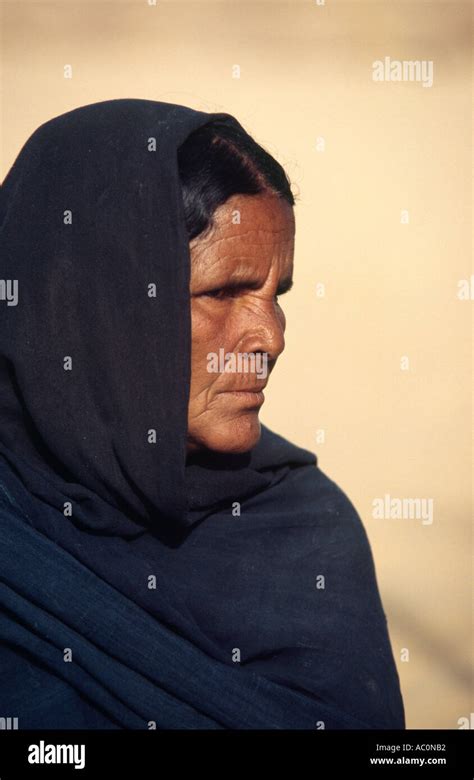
top-left (237, 300), bottom-right (286, 364)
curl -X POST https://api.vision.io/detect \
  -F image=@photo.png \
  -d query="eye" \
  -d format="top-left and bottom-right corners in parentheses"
top-left (199, 282), bottom-right (291, 302)
top-left (202, 287), bottom-right (233, 300)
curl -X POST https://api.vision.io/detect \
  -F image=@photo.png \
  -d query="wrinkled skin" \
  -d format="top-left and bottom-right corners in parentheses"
top-left (187, 192), bottom-right (295, 455)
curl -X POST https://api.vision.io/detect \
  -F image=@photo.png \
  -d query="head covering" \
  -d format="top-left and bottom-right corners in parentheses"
top-left (0, 100), bottom-right (405, 729)
top-left (0, 98), bottom-right (281, 538)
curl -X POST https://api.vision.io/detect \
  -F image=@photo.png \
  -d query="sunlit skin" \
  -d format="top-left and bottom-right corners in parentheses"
top-left (187, 192), bottom-right (295, 455)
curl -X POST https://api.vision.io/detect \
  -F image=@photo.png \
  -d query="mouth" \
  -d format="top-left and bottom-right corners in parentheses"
top-left (221, 387), bottom-right (266, 407)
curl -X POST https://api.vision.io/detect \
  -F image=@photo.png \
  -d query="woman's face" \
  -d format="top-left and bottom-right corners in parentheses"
top-left (187, 192), bottom-right (295, 455)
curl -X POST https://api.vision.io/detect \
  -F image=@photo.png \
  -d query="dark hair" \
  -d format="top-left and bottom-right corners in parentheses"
top-left (177, 119), bottom-right (295, 241)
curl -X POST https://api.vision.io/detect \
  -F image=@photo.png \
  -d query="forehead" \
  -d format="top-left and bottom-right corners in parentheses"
top-left (190, 193), bottom-right (295, 261)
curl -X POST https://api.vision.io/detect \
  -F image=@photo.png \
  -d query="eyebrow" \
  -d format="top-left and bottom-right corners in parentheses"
top-left (213, 275), bottom-right (294, 295)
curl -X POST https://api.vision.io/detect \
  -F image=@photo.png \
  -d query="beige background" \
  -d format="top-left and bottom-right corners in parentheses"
top-left (1, 0), bottom-right (472, 729)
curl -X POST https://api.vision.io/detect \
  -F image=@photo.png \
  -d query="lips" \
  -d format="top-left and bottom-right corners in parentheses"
top-left (224, 384), bottom-right (267, 393)
top-left (222, 388), bottom-right (266, 407)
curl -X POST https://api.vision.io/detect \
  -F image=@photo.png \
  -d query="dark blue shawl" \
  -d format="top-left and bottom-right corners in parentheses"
top-left (0, 100), bottom-right (404, 729)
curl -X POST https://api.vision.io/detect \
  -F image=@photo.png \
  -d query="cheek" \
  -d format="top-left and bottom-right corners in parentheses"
top-left (191, 305), bottom-right (226, 352)
top-left (190, 304), bottom-right (228, 389)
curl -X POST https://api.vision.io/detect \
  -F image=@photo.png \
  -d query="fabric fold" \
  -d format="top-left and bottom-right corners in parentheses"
top-left (0, 487), bottom-right (384, 729)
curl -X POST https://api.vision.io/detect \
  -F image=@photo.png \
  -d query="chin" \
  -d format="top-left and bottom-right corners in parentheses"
top-left (195, 414), bottom-right (262, 454)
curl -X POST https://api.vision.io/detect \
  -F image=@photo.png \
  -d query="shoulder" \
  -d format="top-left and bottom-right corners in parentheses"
top-left (247, 430), bottom-right (385, 610)
top-left (254, 425), bottom-right (371, 544)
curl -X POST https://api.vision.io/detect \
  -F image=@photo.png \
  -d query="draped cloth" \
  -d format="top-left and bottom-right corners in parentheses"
top-left (0, 99), bottom-right (405, 729)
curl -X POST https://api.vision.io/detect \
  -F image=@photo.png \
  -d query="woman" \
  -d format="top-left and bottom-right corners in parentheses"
top-left (0, 99), bottom-right (404, 729)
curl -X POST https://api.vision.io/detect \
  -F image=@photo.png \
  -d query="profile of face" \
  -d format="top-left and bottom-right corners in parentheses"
top-left (187, 192), bottom-right (295, 455)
